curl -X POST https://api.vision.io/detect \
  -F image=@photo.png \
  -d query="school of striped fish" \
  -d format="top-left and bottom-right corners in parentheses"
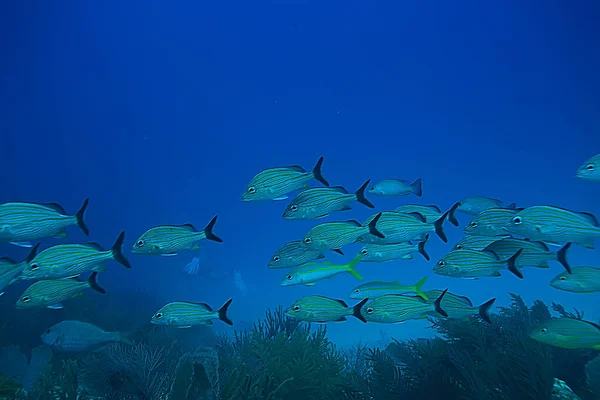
top-left (1, 153), bottom-right (600, 352)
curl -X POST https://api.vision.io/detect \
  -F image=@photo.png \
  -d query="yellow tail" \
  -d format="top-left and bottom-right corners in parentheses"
top-left (412, 276), bottom-right (428, 300)
top-left (346, 255), bottom-right (363, 280)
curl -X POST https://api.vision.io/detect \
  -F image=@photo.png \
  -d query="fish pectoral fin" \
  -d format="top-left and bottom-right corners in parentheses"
top-left (54, 230), bottom-right (68, 238)
top-left (161, 253), bottom-right (178, 257)
top-left (341, 205), bottom-right (352, 211)
top-left (0, 292), bottom-right (4, 297)
top-left (191, 244), bottom-right (201, 250)
top-left (272, 196), bottom-right (289, 201)
top-left (47, 304), bottom-right (64, 310)
top-left (9, 242), bottom-right (33, 248)
top-left (492, 271), bottom-right (502, 277)
top-left (305, 282), bottom-right (316, 286)
top-left (177, 326), bottom-right (193, 329)
top-left (315, 214), bottom-right (329, 219)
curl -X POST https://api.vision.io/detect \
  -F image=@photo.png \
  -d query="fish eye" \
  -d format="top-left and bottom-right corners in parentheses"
top-left (455, 245), bottom-right (463, 250)
top-left (286, 275), bottom-right (293, 280)
top-left (354, 289), bottom-right (360, 293)
top-left (22, 296), bottom-right (31, 303)
top-left (293, 305), bottom-right (300, 311)
top-left (540, 328), bottom-right (547, 333)
top-left (155, 313), bottom-right (163, 319)
top-left (273, 256), bottom-right (280, 263)
top-left (30, 263), bottom-right (39, 271)
top-left (366, 307), bottom-right (374, 314)
top-left (560, 276), bottom-right (566, 281)
top-left (512, 216), bottom-right (523, 225)
top-left (437, 261), bottom-right (446, 268)
top-left (586, 164), bottom-right (595, 171)
top-left (290, 205), bottom-right (299, 212)
top-left (360, 249), bottom-right (368, 255)
top-left (303, 237), bottom-right (312, 244)
top-left (45, 329), bottom-right (51, 334)
top-left (137, 240), bottom-right (145, 247)
top-left (248, 186), bottom-right (256, 194)
top-left (469, 222), bottom-right (478, 228)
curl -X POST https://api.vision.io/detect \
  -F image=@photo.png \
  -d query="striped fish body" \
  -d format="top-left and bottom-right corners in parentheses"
top-left (16, 279), bottom-right (91, 309)
top-left (283, 187), bottom-right (357, 220)
top-left (463, 208), bottom-right (519, 237)
top-left (357, 242), bottom-right (418, 262)
top-left (576, 153), bottom-right (600, 181)
top-left (360, 295), bottom-right (435, 323)
top-left (394, 204), bottom-right (442, 223)
top-left (41, 320), bottom-right (126, 352)
top-left (504, 206), bottom-right (600, 249)
top-left (0, 258), bottom-right (24, 293)
top-left (285, 295), bottom-right (355, 322)
top-left (302, 221), bottom-right (369, 251)
top-left (21, 244), bottom-right (113, 280)
top-left (529, 318), bottom-right (600, 350)
top-left (0, 202), bottom-right (82, 243)
top-left (550, 266), bottom-right (600, 293)
top-left (242, 168), bottom-right (311, 201)
top-left (484, 238), bottom-right (557, 268)
top-left (361, 212), bottom-right (432, 244)
top-left (151, 301), bottom-right (232, 327)
top-left (456, 196), bottom-right (507, 215)
top-left (280, 256), bottom-right (362, 287)
top-left (453, 235), bottom-right (511, 251)
top-left (434, 249), bottom-right (507, 278)
top-left (268, 240), bottom-right (325, 268)
top-left (422, 290), bottom-right (476, 318)
top-left (349, 280), bottom-right (425, 300)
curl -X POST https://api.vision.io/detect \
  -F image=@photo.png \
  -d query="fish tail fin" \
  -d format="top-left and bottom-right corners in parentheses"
top-left (87, 271), bottom-right (106, 294)
top-left (76, 198), bottom-right (90, 236)
top-left (556, 242), bottom-right (572, 274)
top-left (346, 255), bottom-right (364, 280)
top-left (352, 298), bottom-right (368, 323)
top-left (111, 231), bottom-right (131, 269)
top-left (506, 249), bottom-right (524, 279)
top-left (433, 289), bottom-right (448, 317)
top-left (117, 332), bottom-right (134, 346)
top-left (218, 298), bottom-right (234, 326)
top-left (418, 234), bottom-right (430, 261)
top-left (355, 180), bottom-right (375, 208)
top-left (434, 208), bottom-right (452, 243)
top-left (478, 298), bottom-right (496, 324)
top-left (312, 156), bottom-right (329, 186)
top-left (367, 212), bottom-right (385, 239)
top-left (410, 178), bottom-right (423, 197)
top-left (203, 216), bottom-right (224, 243)
top-left (447, 201), bottom-right (460, 227)
top-left (25, 243), bottom-right (40, 263)
top-left (506, 202), bottom-right (517, 209)
top-left (413, 276), bottom-right (429, 300)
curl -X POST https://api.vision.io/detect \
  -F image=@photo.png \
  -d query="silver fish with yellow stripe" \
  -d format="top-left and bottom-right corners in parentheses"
top-left (357, 234), bottom-right (430, 262)
top-left (16, 272), bottom-right (105, 310)
top-left (21, 232), bottom-right (131, 280)
top-left (280, 255), bottom-right (363, 287)
top-left (132, 216), bottom-right (223, 256)
top-left (151, 299), bottom-right (233, 328)
top-left (503, 206), bottom-right (600, 249)
top-left (433, 249), bottom-right (523, 279)
top-left (301, 214), bottom-right (384, 251)
top-left (268, 240), bottom-right (341, 269)
top-left (0, 199), bottom-right (89, 248)
top-left (282, 180), bottom-right (374, 220)
top-left (349, 277), bottom-right (429, 300)
top-left (484, 238), bottom-right (572, 273)
top-left (463, 207), bottom-right (521, 237)
top-left (530, 318), bottom-right (600, 350)
top-left (453, 235), bottom-right (511, 251)
top-left (421, 289), bottom-right (495, 324)
top-left (242, 157), bottom-right (329, 201)
top-left (285, 296), bottom-right (368, 323)
top-left (575, 153), bottom-right (600, 181)
top-left (550, 266), bottom-right (600, 293)
top-left (360, 289), bottom-right (448, 324)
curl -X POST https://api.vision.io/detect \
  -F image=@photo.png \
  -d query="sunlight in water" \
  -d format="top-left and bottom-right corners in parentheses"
top-left (183, 257), bottom-right (201, 275)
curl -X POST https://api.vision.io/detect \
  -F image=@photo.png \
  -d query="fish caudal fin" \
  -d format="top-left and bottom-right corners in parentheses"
top-left (506, 249), bottom-right (524, 279)
top-left (76, 198), bottom-right (90, 236)
top-left (111, 232), bottom-right (131, 269)
top-left (88, 271), bottom-right (106, 294)
top-left (203, 216), bottom-right (224, 243)
top-left (411, 178), bottom-right (423, 197)
top-left (218, 298), bottom-right (234, 326)
top-left (556, 242), bottom-right (572, 274)
top-left (447, 201), bottom-right (460, 227)
top-left (433, 289), bottom-right (448, 317)
top-left (355, 180), bottom-right (375, 209)
top-left (25, 243), bottom-right (40, 263)
top-left (478, 298), bottom-right (496, 324)
top-left (413, 276), bottom-right (429, 300)
top-left (346, 255), bottom-right (364, 280)
top-left (312, 156), bottom-right (329, 187)
top-left (434, 208), bottom-right (451, 243)
top-left (418, 234), bottom-right (430, 261)
top-left (352, 298), bottom-right (368, 323)
top-left (367, 212), bottom-right (385, 239)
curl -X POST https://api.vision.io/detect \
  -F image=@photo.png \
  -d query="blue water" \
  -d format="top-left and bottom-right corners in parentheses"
top-left (2, 1), bottom-right (600, 348)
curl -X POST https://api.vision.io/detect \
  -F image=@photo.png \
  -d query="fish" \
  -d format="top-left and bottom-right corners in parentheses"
top-left (132, 216), bottom-right (223, 256)
top-left (550, 266), bottom-right (600, 293)
top-left (16, 272), bottom-right (105, 310)
top-left (0, 199), bottom-right (89, 247)
top-left (41, 320), bottom-right (131, 352)
top-left (395, 204), bottom-right (458, 226)
top-left (360, 204), bottom-right (456, 245)
top-left (20, 232), bottom-right (131, 281)
top-left (463, 207), bottom-right (521, 237)
top-left (421, 289), bottom-right (496, 324)
top-left (433, 249), bottom-right (523, 279)
top-left (503, 206), bottom-right (600, 249)
top-left (453, 235), bottom-right (511, 251)
top-left (360, 289), bottom-right (448, 324)
top-left (529, 318), bottom-right (600, 350)
top-left (280, 255), bottom-right (363, 287)
top-left (357, 234), bottom-right (430, 262)
top-left (301, 214), bottom-right (385, 251)
top-left (242, 156), bottom-right (329, 201)
top-left (484, 238), bottom-right (572, 273)
top-left (575, 153), bottom-right (600, 181)
top-left (285, 296), bottom-right (369, 323)
top-left (268, 240), bottom-right (344, 269)
top-left (0, 245), bottom-right (38, 296)
top-left (349, 277), bottom-right (429, 300)
top-left (368, 178), bottom-right (422, 197)
top-left (454, 196), bottom-right (516, 216)
top-left (151, 299), bottom-right (233, 328)
top-left (282, 180), bottom-right (374, 220)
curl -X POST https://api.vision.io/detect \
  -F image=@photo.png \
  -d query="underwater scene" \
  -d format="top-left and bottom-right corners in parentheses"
top-left (2, 1), bottom-right (600, 399)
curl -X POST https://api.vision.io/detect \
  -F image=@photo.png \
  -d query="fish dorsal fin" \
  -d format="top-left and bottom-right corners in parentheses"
top-left (0, 257), bottom-right (16, 265)
top-left (182, 223), bottom-right (198, 231)
top-left (407, 212), bottom-right (426, 222)
top-left (84, 242), bottom-right (104, 251)
top-left (192, 302), bottom-right (212, 311)
top-left (585, 320), bottom-right (600, 331)
top-left (345, 220), bottom-right (362, 226)
top-left (455, 295), bottom-right (473, 307)
top-left (552, 206), bottom-right (599, 227)
top-left (283, 165), bottom-right (306, 172)
top-left (330, 186), bottom-right (348, 194)
top-left (33, 202), bottom-right (67, 215)
top-left (333, 299), bottom-right (348, 307)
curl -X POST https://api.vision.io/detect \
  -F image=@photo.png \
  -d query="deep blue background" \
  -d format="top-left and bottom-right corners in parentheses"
top-left (2, 0), bottom-right (599, 345)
